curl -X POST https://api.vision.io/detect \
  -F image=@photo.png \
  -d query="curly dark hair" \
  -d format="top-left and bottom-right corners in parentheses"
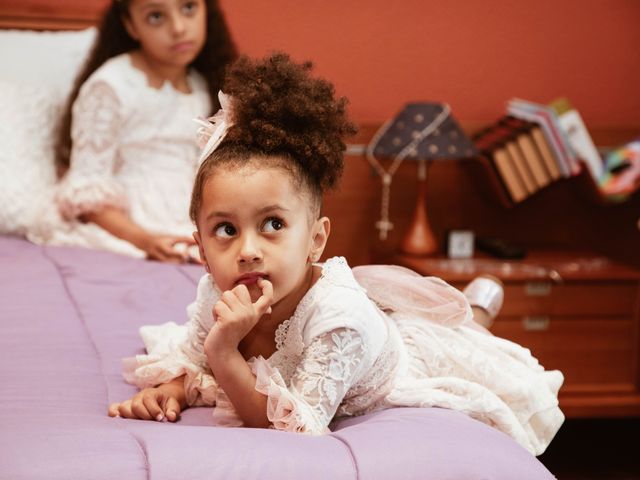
top-left (54, 0), bottom-right (237, 177)
top-left (190, 52), bottom-right (357, 224)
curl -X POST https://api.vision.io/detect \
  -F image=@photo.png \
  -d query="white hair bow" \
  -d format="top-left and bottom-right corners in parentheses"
top-left (194, 91), bottom-right (233, 164)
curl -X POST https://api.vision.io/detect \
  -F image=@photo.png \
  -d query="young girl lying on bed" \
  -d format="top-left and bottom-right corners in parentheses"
top-left (110, 52), bottom-right (564, 456)
top-left (27, 0), bottom-right (236, 262)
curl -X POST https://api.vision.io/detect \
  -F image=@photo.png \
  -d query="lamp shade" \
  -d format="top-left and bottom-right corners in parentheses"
top-left (369, 103), bottom-right (476, 161)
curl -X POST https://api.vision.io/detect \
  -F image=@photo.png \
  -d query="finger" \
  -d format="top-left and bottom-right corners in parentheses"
top-left (221, 288), bottom-right (246, 310)
top-left (130, 395), bottom-right (153, 420)
top-left (214, 299), bottom-right (233, 320)
top-left (231, 284), bottom-right (252, 304)
top-left (254, 278), bottom-right (274, 315)
top-left (117, 400), bottom-right (135, 419)
top-left (143, 393), bottom-right (166, 422)
top-left (108, 402), bottom-right (121, 417)
top-left (163, 396), bottom-right (182, 422)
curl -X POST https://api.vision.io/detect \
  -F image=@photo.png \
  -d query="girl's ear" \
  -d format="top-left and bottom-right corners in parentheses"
top-left (309, 216), bottom-right (330, 263)
top-left (193, 231), bottom-right (210, 272)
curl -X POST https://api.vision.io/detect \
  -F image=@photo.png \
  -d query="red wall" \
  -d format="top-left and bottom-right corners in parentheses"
top-left (220, 0), bottom-right (640, 129)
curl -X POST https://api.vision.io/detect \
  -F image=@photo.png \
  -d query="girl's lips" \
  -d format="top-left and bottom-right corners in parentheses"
top-left (171, 41), bottom-right (195, 53)
top-left (235, 273), bottom-right (267, 286)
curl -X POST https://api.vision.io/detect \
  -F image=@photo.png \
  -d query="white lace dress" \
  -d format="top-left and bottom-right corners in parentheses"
top-left (26, 53), bottom-right (211, 257)
top-left (123, 257), bottom-right (565, 456)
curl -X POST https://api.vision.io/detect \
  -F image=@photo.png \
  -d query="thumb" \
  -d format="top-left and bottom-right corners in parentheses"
top-left (163, 396), bottom-right (182, 422)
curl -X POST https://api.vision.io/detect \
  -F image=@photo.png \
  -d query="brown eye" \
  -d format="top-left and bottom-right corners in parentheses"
top-left (147, 11), bottom-right (164, 25)
top-left (214, 223), bottom-right (236, 238)
top-left (263, 218), bottom-right (284, 233)
top-left (182, 1), bottom-right (198, 15)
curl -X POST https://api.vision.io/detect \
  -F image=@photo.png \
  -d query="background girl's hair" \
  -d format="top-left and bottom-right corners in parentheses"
top-left (54, 0), bottom-right (237, 178)
top-left (189, 52), bottom-right (357, 223)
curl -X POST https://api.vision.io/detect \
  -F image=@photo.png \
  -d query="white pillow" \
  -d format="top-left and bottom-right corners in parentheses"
top-left (0, 28), bottom-right (96, 235)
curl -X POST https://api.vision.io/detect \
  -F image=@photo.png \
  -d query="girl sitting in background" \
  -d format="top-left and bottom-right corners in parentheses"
top-left (27, 0), bottom-right (236, 262)
top-left (110, 52), bottom-right (564, 456)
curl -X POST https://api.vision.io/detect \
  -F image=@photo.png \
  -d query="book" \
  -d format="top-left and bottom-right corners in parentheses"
top-left (488, 123), bottom-right (540, 194)
top-left (504, 138), bottom-right (537, 193)
top-left (551, 97), bottom-right (604, 181)
top-left (473, 128), bottom-right (528, 204)
top-left (530, 126), bottom-right (562, 181)
top-left (499, 116), bottom-right (553, 188)
top-left (492, 146), bottom-right (528, 202)
top-left (507, 98), bottom-right (579, 177)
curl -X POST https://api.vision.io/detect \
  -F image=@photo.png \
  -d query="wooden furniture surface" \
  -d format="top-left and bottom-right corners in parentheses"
top-left (390, 251), bottom-right (640, 418)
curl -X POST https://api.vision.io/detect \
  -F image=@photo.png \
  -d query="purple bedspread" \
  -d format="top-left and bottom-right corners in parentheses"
top-left (0, 236), bottom-right (554, 479)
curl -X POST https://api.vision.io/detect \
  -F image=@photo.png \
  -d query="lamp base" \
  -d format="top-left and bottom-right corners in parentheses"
top-left (398, 163), bottom-right (439, 257)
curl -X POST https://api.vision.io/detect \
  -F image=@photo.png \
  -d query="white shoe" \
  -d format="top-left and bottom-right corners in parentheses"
top-left (463, 274), bottom-right (504, 321)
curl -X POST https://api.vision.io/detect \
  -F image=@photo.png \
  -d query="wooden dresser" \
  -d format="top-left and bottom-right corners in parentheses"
top-left (390, 251), bottom-right (640, 418)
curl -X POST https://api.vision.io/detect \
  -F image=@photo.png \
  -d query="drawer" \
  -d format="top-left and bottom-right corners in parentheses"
top-left (450, 280), bottom-right (639, 317)
top-left (491, 317), bottom-right (636, 390)
top-left (500, 281), bottom-right (637, 316)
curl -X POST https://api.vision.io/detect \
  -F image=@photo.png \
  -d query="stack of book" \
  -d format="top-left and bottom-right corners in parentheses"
top-left (473, 98), bottom-right (602, 206)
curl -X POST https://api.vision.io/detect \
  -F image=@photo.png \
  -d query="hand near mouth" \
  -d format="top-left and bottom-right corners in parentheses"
top-left (205, 278), bottom-right (274, 355)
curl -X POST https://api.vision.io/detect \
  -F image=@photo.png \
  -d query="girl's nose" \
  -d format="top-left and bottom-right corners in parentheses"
top-left (238, 234), bottom-right (262, 263)
top-left (169, 14), bottom-right (186, 36)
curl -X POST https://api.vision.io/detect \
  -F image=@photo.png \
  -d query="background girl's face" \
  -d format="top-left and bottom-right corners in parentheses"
top-left (124, 0), bottom-right (207, 68)
top-left (193, 162), bottom-right (329, 311)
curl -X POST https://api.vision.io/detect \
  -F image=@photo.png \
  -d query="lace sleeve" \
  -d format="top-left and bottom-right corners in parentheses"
top-left (122, 275), bottom-right (220, 407)
top-left (57, 80), bottom-right (128, 220)
top-left (253, 327), bottom-right (365, 434)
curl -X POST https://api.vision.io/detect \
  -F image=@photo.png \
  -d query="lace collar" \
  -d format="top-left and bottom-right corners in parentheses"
top-left (273, 257), bottom-right (363, 356)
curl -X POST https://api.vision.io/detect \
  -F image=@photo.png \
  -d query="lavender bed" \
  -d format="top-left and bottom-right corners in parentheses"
top-left (0, 235), bottom-right (553, 479)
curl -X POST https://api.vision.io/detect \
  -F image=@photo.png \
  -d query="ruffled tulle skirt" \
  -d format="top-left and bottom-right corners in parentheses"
top-left (354, 265), bottom-right (564, 456)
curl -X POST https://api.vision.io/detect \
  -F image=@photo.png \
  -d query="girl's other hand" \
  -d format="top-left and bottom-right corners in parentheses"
top-left (108, 386), bottom-right (183, 422)
top-left (205, 278), bottom-right (273, 355)
top-left (142, 235), bottom-right (195, 263)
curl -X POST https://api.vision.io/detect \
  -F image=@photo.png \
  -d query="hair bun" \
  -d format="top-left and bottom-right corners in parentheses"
top-left (222, 52), bottom-right (357, 191)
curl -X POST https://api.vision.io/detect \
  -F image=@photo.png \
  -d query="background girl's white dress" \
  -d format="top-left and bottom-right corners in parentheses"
top-left (26, 53), bottom-right (211, 257)
top-left (124, 257), bottom-right (564, 456)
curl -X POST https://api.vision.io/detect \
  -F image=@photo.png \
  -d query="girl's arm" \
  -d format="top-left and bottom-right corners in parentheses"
top-left (204, 279), bottom-right (274, 428)
top-left (206, 349), bottom-right (270, 428)
top-left (83, 207), bottom-right (193, 262)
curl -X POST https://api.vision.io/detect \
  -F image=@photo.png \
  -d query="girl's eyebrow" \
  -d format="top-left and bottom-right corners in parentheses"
top-left (205, 205), bottom-right (290, 222)
top-left (138, 1), bottom-right (167, 12)
top-left (257, 204), bottom-right (289, 214)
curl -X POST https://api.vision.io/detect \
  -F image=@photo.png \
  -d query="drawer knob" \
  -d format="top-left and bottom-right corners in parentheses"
top-left (523, 315), bottom-right (550, 331)
top-left (525, 282), bottom-right (552, 296)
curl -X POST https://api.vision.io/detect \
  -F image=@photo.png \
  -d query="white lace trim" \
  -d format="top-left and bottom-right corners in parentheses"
top-left (254, 327), bottom-right (366, 434)
top-left (269, 257), bottom-right (362, 382)
top-left (56, 179), bottom-right (128, 220)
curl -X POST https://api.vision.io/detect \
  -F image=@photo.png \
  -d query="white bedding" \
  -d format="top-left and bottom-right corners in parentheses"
top-left (0, 28), bottom-right (95, 234)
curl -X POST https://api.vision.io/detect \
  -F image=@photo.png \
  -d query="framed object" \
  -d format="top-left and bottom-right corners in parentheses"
top-left (447, 230), bottom-right (474, 259)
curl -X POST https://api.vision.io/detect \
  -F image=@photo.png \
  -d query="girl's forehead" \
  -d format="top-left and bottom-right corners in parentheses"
top-left (203, 165), bottom-right (303, 203)
top-left (207, 159), bottom-right (304, 190)
top-left (210, 163), bottom-right (295, 186)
